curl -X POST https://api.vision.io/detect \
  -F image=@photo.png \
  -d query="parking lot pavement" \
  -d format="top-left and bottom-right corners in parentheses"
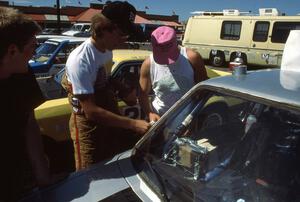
top-left (206, 65), bottom-right (230, 72)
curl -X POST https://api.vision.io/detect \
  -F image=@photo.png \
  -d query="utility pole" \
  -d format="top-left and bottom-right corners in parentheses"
top-left (56, 0), bottom-right (61, 34)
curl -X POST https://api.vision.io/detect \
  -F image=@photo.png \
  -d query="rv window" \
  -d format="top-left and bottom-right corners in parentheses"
top-left (220, 21), bottom-right (241, 40)
top-left (271, 22), bottom-right (300, 43)
top-left (253, 21), bottom-right (269, 42)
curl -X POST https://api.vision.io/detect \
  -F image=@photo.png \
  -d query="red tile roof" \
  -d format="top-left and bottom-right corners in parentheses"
top-left (163, 21), bottom-right (182, 27)
top-left (73, 8), bottom-right (181, 26)
top-left (21, 7), bottom-right (182, 26)
top-left (27, 14), bottom-right (45, 22)
top-left (134, 15), bottom-right (152, 24)
top-left (75, 8), bottom-right (101, 22)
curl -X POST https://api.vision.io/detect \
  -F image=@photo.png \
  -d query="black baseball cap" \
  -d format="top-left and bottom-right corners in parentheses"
top-left (102, 1), bottom-right (137, 35)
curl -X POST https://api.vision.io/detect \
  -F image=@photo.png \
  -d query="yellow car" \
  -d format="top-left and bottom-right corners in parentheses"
top-left (34, 49), bottom-right (229, 173)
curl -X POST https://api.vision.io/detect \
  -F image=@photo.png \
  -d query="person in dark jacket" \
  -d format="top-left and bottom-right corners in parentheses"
top-left (0, 7), bottom-right (52, 201)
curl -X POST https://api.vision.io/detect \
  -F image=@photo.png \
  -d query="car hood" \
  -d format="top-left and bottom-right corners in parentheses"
top-left (20, 150), bottom-right (158, 202)
top-left (21, 152), bottom-right (130, 202)
top-left (29, 60), bottom-right (47, 67)
top-left (62, 30), bottom-right (81, 36)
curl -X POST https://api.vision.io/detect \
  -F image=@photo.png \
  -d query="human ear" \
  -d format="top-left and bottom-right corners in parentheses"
top-left (7, 44), bottom-right (19, 57)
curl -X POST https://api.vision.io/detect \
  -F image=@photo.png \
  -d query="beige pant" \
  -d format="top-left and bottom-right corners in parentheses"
top-left (69, 89), bottom-right (139, 170)
top-left (69, 113), bottom-right (115, 170)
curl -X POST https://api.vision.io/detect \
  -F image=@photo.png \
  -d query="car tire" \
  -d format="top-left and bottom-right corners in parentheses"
top-left (210, 52), bottom-right (225, 67)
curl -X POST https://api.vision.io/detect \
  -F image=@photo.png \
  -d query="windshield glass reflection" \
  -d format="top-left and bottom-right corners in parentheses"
top-left (133, 89), bottom-right (300, 201)
top-left (33, 42), bottom-right (58, 63)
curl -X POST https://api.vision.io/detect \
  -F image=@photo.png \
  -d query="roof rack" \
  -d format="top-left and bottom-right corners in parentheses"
top-left (191, 8), bottom-right (281, 16)
top-left (259, 8), bottom-right (281, 16)
top-left (190, 9), bottom-right (250, 16)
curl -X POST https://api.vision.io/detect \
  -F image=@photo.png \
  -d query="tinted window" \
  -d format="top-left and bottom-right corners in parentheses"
top-left (271, 22), bottom-right (300, 43)
top-left (253, 21), bottom-right (270, 42)
top-left (112, 62), bottom-right (140, 88)
top-left (221, 21), bottom-right (242, 40)
top-left (111, 62), bottom-right (140, 97)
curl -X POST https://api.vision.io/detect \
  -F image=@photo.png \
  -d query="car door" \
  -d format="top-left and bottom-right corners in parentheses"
top-left (111, 61), bottom-right (150, 120)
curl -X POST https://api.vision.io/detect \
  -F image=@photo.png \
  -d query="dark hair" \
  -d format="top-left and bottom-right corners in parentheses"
top-left (90, 12), bottom-right (115, 39)
top-left (0, 7), bottom-right (41, 61)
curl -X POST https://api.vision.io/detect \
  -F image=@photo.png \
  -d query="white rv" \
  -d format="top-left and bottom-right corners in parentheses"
top-left (183, 8), bottom-right (300, 67)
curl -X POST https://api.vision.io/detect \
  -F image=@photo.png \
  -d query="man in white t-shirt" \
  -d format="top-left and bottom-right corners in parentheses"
top-left (62, 1), bottom-right (150, 170)
top-left (139, 26), bottom-right (208, 122)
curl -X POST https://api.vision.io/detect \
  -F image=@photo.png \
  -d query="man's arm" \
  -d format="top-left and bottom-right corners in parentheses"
top-left (79, 94), bottom-right (150, 134)
top-left (138, 58), bottom-right (160, 122)
top-left (25, 111), bottom-right (50, 186)
top-left (186, 48), bottom-right (208, 83)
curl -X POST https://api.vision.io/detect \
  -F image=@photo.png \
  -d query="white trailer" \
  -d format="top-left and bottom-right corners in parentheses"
top-left (183, 8), bottom-right (300, 67)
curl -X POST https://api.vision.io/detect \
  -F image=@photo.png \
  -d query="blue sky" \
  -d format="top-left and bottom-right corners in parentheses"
top-left (6, 0), bottom-right (300, 21)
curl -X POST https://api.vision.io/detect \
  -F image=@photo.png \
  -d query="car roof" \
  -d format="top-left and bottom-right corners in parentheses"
top-left (72, 23), bottom-right (91, 25)
top-left (36, 35), bottom-right (72, 39)
top-left (200, 69), bottom-right (300, 107)
top-left (45, 37), bottom-right (88, 43)
top-left (111, 49), bottom-right (151, 70)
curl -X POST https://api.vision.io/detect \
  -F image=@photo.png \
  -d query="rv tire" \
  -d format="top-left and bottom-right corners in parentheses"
top-left (210, 52), bottom-right (225, 67)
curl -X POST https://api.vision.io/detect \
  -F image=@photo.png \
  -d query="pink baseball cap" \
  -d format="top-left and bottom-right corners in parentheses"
top-left (151, 26), bottom-right (179, 65)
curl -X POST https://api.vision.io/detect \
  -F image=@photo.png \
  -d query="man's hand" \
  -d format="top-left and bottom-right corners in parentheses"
top-left (149, 112), bottom-right (160, 122)
top-left (130, 119), bottom-right (151, 134)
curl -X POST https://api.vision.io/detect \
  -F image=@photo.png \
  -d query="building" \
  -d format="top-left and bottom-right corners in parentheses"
top-left (0, 1), bottom-right (182, 36)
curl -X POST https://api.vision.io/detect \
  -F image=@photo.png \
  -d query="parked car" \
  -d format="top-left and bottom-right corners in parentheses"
top-left (62, 23), bottom-right (91, 37)
top-left (40, 28), bottom-right (63, 35)
top-left (24, 67), bottom-right (300, 201)
top-left (34, 49), bottom-right (229, 174)
top-left (29, 37), bottom-right (87, 77)
top-left (36, 34), bottom-right (77, 47)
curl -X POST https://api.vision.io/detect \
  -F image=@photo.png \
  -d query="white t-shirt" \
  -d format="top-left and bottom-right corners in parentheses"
top-left (65, 38), bottom-right (112, 95)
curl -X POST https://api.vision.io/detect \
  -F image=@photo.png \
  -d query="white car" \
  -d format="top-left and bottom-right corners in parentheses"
top-left (62, 23), bottom-right (91, 37)
top-left (21, 67), bottom-right (300, 202)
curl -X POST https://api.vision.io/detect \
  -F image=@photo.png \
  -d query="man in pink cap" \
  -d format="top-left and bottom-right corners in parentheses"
top-left (139, 26), bottom-right (208, 122)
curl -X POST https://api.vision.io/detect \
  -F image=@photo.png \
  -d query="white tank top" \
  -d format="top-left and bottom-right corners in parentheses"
top-left (150, 47), bottom-right (194, 115)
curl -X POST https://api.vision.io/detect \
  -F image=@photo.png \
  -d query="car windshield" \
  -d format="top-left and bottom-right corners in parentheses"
top-left (133, 88), bottom-right (300, 201)
top-left (33, 41), bottom-right (59, 63)
top-left (71, 24), bottom-right (82, 31)
top-left (70, 24), bottom-right (90, 32)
